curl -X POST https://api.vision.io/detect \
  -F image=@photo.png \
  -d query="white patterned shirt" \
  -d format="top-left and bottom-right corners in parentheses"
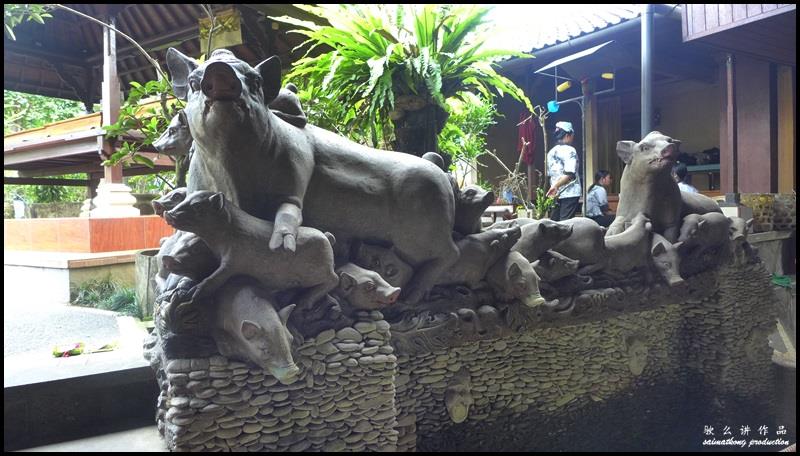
top-left (586, 185), bottom-right (608, 217)
top-left (546, 144), bottom-right (581, 199)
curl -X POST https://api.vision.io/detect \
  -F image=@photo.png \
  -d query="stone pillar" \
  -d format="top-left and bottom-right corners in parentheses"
top-left (90, 178), bottom-right (140, 218)
top-left (91, 11), bottom-right (137, 217)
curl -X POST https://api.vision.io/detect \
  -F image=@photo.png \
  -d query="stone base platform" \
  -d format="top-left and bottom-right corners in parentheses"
top-left (145, 257), bottom-right (786, 451)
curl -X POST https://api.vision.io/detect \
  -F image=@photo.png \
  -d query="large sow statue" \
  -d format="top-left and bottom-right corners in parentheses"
top-left (609, 131), bottom-right (721, 242)
top-left (166, 48), bottom-right (458, 304)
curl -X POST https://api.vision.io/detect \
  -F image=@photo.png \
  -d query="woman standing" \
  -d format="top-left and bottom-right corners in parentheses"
top-left (586, 170), bottom-right (615, 227)
top-left (546, 121), bottom-right (581, 221)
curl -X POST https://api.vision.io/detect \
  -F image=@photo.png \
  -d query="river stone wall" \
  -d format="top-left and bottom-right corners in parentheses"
top-left (146, 258), bottom-right (777, 452)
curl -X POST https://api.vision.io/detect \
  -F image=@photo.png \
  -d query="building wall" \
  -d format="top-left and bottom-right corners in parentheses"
top-left (654, 80), bottom-right (721, 153)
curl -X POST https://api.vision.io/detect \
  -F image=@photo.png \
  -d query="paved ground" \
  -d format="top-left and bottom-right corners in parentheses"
top-left (20, 425), bottom-right (166, 452)
top-left (4, 303), bottom-right (121, 358)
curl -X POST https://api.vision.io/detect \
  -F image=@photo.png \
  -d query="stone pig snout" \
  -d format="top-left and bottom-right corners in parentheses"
top-left (202, 62), bottom-right (243, 101)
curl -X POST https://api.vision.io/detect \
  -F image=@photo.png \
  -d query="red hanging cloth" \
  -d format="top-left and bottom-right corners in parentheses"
top-left (518, 112), bottom-right (536, 166)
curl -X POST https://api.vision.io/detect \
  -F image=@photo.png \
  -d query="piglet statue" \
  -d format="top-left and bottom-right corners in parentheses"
top-left (213, 278), bottom-right (300, 384)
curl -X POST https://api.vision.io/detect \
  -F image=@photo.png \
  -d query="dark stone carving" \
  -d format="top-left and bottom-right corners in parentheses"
top-left (163, 190), bottom-right (338, 308)
top-left (160, 233), bottom-right (217, 283)
top-left (143, 51), bottom-right (772, 452)
top-left (486, 251), bottom-right (545, 308)
top-left (511, 219), bottom-right (574, 263)
top-left (437, 226), bottom-right (521, 288)
top-left (333, 262), bottom-right (401, 310)
top-left (445, 368), bottom-right (474, 423)
top-left (609, 131), bottom-right (721, 242)
top-left (454, 184), bottom-right (495, 236)
top-left (152, 187), bottom-right (187, 216)
top-left (352, 242), bottom-right (414, 288)
top-left (166, 48), bottom-right (459, 305)
top-left (533, 250), bottom-right (579, 282)
top-left (212, 277), bottom-right (300, 384)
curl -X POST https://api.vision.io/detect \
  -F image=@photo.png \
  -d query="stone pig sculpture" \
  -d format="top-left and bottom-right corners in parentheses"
top-left (161, 233), bottom-right (217, 282)
top-left (153, 110), bottom-right (193, 157)
top-left (609, 131), bottom-right (682, 240)
top-left (444, 368), bottom-right (474, 424)
top-left (486, 251), bottom-right (545, 308)
top-left (609, 131), bottom-right (721, 242)
top-left (352, 242), bottom-right (414, 288)
top-left (454, 185), bottom-right (495, 236)
top-left (155, 231), bottom-right (194, 294)
top-left (729, 216), bottom-right (752, 243)
top-left (333, 263), bottom-right (401, 310)
top-left (602, 213), bottom-right (656, 275)
top-left (437, 226), bottom-right (522, 288)
top-left (549, 217), bottom-right (607, 268)
top-left (649, 232), bottom-right (684, 286)
top-left (510, 219), bottom-right (574, 263)
top-left (152, 187), bottom-right (188, 217)
top-left (728, 217), bottom-right (754, 264)
top-left (213, 278), bottom-right (300, 384)
top-left (678, 212), bottom-right (732, 253)
top-left (533, 250), bottom-right (579, 282)
top-left (166, 48), bottom-right (458, 304)
top-left (164, 190), bottom-right (338, 308)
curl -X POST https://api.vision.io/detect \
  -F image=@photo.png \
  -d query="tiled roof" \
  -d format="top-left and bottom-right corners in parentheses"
top-left (529, 5), bottom-right (641, 51)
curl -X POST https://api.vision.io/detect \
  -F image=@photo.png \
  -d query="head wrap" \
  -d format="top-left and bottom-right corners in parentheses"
top-left (555, 121), bottom-right (573, 133)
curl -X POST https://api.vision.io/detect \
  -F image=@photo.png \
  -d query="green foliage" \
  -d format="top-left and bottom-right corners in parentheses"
top-left (127, 173), bottom-right (175, 194)
top-left (71, 276), bottom-right (141, 319)
top-left (4, 91), bottom-right (94, 204)
top-left (4, 4), bottom-right (52, 41)
top-left (533, 186), bottom-right (556, 219)
top-left (438, 92), bottom-right (498, 187)
top-left (296, 83), bottom-right (373, 145)
top-left (103, 78), bottom-right (181, 169)
top-left (276, 4), bottom-right (533, 148)
top-left (4, 171), bottom-right (88, 204)
top-left (4, 90), bottom-right (89, 134)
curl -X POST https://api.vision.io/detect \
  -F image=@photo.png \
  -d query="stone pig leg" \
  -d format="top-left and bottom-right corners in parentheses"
top-left (401, 242), bottom-right (459, 305)
top-left (607, 215), bottom-right (627, 236)
top-left (294, 271), bottom-right (339, 310)
top-left (189, 262), bottom-right (234, 301)
top-left (269, 203), bottom-right (303, 252)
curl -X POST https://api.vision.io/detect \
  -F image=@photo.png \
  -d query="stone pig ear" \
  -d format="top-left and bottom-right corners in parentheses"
top-left (278, 304), bottom-right (295, 326)
top-left (651, 241), bottom-right (667, 256)
top-left (255, 56), bottom-right (283, 104)
top-left (616, 140), bottom-right (637, 164)
top-left (241, 320), bottom-right (262, 340)
top-left (209, 192), bottom-right (225, 211)
top-left (508, 262), bottom-right (522, 279)
top-left (745, 218), bottom-right (753, 231)
top-left (177, 110), bottom-right (188, 125)
top-left (698, 220), bottom-right (707, 230)
top-left (673, 241), bottom-right (684, 251)
top-left (166, 48), bottom-right (198, 101)
top-left (339, 272), bottom-right (357, 294)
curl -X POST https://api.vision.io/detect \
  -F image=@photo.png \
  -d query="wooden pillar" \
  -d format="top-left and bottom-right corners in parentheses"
top-left (90, 9), bottom-right (138, 218)
top-left (101, 11), bottom-right (122, 184)
top-left (735, 55), bottom-right (774, 193)
top-left (582, 78), bottom-right (598, 201)
top-left (719, 53), bottom-right (737, 194)
top-left (776, 65), bottom-right (795, 193)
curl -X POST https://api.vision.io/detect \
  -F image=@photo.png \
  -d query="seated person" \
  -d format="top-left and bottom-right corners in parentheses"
top-left (673, 162), bottom-right (698, 193)
top-left (585, 170), bottom-right (615, 227)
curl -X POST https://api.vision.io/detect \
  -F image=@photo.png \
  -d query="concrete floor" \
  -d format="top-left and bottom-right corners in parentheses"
top-left (19, 426), bottom-right (166, 452)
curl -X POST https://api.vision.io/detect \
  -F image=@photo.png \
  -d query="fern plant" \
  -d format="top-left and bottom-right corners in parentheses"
top-left (274, 4), bottom-right (533, 154)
